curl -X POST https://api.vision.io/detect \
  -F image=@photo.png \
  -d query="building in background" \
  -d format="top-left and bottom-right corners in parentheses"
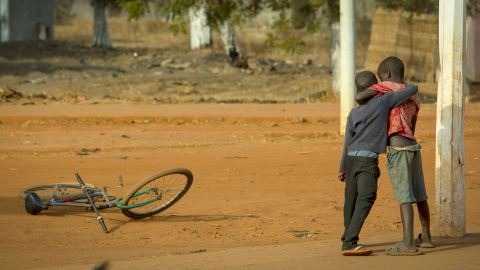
top-left (0, 0), bottom-right (54, 42)
top-left (365, 8), bottom-right (438, 83)
top-left (466, 10), bottom-right (480, 83)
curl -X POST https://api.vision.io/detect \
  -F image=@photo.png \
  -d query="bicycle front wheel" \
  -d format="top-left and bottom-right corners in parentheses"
top-left (120, 168), bottom-right (193, 219)
top-left (18, 182), bottom-right (96, 202)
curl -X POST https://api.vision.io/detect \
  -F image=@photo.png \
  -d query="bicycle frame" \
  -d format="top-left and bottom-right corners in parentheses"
top-left (48, 193), bottom-right (115, 209)
top-left (49, 189), bottom-right (165, 210)
top-left (115, 188), bottom-right (163, 209)
top-left (42, 179), bottom-right (119, 209)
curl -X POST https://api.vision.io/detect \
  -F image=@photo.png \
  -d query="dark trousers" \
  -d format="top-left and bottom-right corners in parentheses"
top-left (341, 155), bottom-right (379, 250)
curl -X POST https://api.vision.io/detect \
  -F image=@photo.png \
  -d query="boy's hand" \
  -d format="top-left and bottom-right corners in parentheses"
top-left (338, 173), bottom-right (346, 182)
top-left (355, 89), bottom-right (378, 105)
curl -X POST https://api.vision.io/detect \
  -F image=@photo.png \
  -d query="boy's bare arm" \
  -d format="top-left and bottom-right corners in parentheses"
top-left (355, 89), bottom-right (378, 105)
top-left (387, 84), bottom-right (418, 109)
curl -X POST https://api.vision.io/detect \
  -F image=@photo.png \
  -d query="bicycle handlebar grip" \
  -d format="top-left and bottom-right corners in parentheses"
top-left (98, 217), bottom-right (109, 233)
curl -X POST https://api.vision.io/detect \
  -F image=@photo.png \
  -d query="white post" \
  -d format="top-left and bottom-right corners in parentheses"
top-left (435, 0), bottom-right (466, 238)
top-left (339, 0), bottom-right (356, 135)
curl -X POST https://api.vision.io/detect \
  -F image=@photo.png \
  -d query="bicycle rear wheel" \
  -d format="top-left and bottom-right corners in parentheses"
top-left (120, 168), bottom-right (193, 219)
top-left (18, 182), bottom-right (96, 202)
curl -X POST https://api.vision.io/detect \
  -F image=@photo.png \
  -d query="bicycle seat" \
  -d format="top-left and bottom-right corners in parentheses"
top-left (25, 192), bottom-right (49, 215)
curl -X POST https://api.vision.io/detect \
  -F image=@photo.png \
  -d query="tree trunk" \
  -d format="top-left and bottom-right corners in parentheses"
top-left (330, 21), bottom-right (340, 93)
top-left (292, 0), bottom-right (308, 29)
top-left (92, 0), bottom-right (112, 48)
top-left (189, 6), bottom-right (212, 50)
top-left (219, 21), bottom-right (247, 68)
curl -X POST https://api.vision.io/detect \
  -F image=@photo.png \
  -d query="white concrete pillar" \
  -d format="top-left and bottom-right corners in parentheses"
top-left (435, 0), bottom-right (466, 238)
top-left (339, 0), bottom-right (356, 135)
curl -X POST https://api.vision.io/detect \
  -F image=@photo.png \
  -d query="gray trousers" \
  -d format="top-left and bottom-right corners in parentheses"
top-left (341, 155), bottom-right (379, 250)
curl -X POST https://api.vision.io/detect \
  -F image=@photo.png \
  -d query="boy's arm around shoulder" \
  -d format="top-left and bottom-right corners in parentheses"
top-left (355, 89), bottom-right (378, 105)
top-left (384, 83), bottom-right (418, 109)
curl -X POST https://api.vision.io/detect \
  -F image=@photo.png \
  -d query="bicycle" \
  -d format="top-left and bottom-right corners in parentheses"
top-left (18, 168), bottom-right (193, 233)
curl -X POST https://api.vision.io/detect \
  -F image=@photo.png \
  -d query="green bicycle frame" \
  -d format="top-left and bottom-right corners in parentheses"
top-left (115, 188), bottom-right (160, 209)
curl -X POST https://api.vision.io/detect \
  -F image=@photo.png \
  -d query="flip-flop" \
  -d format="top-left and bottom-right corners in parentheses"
top-left (385, 241), bottom-right (422, 256)
top-left (342, 246), bottom-right (373, 256)
top-left (415, 234), bottom-right (435, 248)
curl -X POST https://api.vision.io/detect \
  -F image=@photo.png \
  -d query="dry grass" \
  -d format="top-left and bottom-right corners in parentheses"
top-left (54, 18), bottom-right (339, 66)
top-left (54, 18), bottom-right (92, 45)
top-left (54, 18), bottom-right (190, 53)
top-left (53, 17), bottom-right (374, 71)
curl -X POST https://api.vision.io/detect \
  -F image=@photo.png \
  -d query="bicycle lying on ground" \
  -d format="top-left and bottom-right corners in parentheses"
top-left (18, 168), bottom-right (193, 233)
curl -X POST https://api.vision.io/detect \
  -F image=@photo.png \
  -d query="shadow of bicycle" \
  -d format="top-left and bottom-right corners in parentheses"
top-left (106, 213), bottom-right (259, 233)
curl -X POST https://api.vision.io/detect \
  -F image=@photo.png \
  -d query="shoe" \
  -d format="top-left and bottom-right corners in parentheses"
top-left (415, 234), bottom-right (434, 248)
top-left (342, 246), bottom-right (373, 256)
top-left (385, 241), bottom-right (422, 256)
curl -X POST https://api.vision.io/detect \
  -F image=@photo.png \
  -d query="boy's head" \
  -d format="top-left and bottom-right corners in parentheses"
top-left (377, 56), bottom-right (405, 83)
top-left (355, 71), bottom-right (378, 93)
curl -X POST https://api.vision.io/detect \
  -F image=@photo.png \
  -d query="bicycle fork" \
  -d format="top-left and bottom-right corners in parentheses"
top-left (75, 173), bottom-right (109, 233)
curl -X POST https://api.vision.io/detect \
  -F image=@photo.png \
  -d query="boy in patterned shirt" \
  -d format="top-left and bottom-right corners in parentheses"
top-left (356, 56), bottom-right (434, 255)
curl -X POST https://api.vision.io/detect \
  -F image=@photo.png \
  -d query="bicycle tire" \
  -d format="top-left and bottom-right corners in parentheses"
top-left (18, 182), bottom-right (97, 202)
top-left (120, 168), bottom-right (193, 219)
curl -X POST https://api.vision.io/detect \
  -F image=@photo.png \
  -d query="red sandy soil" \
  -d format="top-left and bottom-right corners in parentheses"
top-left (1, 103), bottom-right (480, 269)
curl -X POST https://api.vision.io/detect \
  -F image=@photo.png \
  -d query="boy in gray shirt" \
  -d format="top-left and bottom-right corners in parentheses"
top-left (339, 71), bottom-right (418, 256)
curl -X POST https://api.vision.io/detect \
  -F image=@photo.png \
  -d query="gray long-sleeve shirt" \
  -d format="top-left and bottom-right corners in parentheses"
top-left (339, 84), bottom-right (418, 173)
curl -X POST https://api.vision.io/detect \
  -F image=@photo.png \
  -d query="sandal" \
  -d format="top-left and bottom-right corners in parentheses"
top-left (385, 241), bottom-right (422, 256)
top-left (415, 234), bottom-right (434, 248)
top-left (342, 246), bottom-right (373, 256)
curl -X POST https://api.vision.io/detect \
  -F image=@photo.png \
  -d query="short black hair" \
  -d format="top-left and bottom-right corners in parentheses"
top-left (377, 56), bottom-right (404, 78)
top-left (355, 71), bottom-right (378, 92)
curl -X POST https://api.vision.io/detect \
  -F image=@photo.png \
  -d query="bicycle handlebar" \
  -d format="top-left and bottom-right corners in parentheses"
top-left (75, 173), bottom-right (109, 233)
top-left (75, 173), bottom-right (86, 186)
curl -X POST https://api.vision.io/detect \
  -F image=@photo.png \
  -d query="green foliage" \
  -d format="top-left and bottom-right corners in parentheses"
top-left (374, 0), bottom-right (437, 14)
top-left (325, 0), bottom-right (340, 22)
top-left (265, 12), bottom-right (306, 55)
top-left (266, 32), bottom-right (306, 56)
top-left (169, 14), bottom-right (189, 35)
top-left (117, 0), bottom-right (260, 31)
top-left (117, 0), bottom-right (479, 56)
top-left (117, 0), bottom-right (151, 20)
top-left (374, 0), bottom-right (479, 18)
top-left (467, 0), bottom-right (480, 17)
top-left (201, 1), bottom-right (260, 30)
top-left (263, 0), bottom-right (330, 55)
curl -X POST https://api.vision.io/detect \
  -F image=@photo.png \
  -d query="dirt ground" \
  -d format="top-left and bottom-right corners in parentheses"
top-left (1, 103), bottom-right (480, 269)
top-left (0, 19), bottom-right (479, 269)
